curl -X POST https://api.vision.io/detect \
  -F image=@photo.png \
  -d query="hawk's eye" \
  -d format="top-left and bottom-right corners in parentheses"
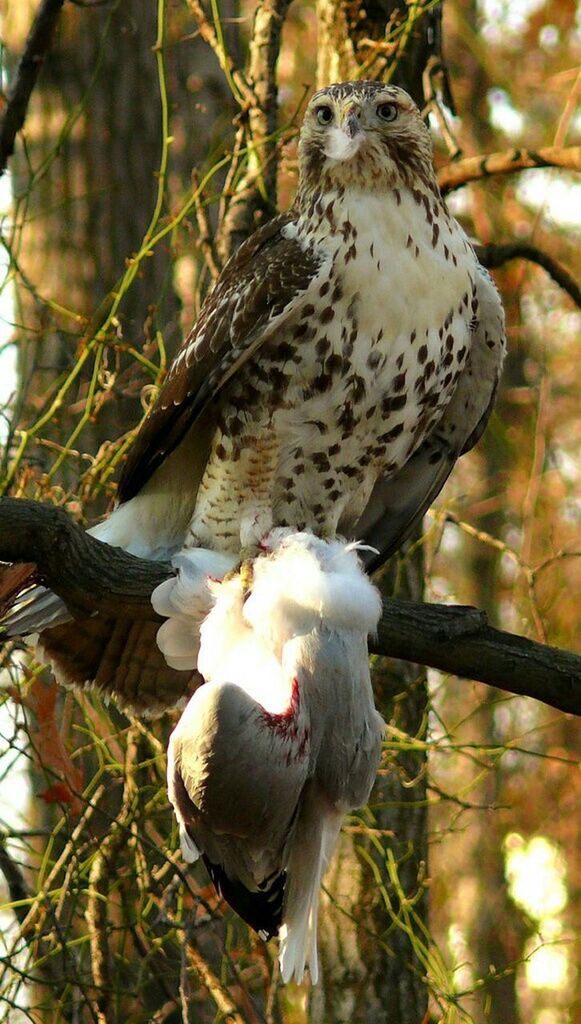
top-left (316, 105), bottom-right (334, 125)
top-left (377, 102), bottom-right (398, 122)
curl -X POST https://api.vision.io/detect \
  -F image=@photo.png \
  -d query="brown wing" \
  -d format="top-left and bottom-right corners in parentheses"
top-left (118, 213), bottom-right (324, 502)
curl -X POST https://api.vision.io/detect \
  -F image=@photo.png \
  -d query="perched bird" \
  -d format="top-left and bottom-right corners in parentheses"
top-left (158, 531), bottom-right (385, 984)
top-left (3, 81), bottom-right (505, 979)
top-left (5, 80), bottom-right (505, 701)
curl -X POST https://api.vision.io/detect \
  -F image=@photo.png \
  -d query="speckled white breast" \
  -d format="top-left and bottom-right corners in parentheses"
top-left (187, 185), bottom-right (479, 550)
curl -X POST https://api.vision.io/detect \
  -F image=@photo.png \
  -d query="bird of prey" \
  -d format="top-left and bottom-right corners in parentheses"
top-left (6, 82), bottom-right (504, 662)
top-left (3, 81), bottom-right (505, 981)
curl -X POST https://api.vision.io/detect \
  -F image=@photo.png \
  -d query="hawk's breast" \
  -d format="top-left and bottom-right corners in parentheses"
top-left (187, 186), bottom-right (479, 548)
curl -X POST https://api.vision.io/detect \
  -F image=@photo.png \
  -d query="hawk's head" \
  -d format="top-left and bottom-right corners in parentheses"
top-left (298, 82), bottom-right (435, 195)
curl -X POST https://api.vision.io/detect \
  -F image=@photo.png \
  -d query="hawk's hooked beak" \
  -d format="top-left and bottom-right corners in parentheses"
top-left (342, 105), bottom-right (361, 140)
top-left (324, 104), bottom-right (364, 162)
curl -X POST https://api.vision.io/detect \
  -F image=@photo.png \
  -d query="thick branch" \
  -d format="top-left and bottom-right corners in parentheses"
top-left (0, 0), bottom-right (66, 175)
top-left (370, 602), bottom-right (579, 715)
top-left (476, 243), bottom-right (581, 309)
top-left (0, 497), bottom-right (170, 621)
top-left (0, 498), bottom-right (579, 714)
top-left (438, 145), bottom-right (581, 194)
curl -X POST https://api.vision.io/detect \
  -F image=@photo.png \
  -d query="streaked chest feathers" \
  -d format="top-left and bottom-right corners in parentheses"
top-left (189, 185), bottom-right (478, 548)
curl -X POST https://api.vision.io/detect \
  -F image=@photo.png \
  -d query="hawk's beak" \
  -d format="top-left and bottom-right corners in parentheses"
top-left (342, 106), bottom-right (361, 140)
top-left (324, 105), bottom-right (364, 162)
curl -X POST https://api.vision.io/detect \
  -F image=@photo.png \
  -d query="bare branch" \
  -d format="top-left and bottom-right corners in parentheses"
top-left (438, 145), bottom-right (581, 194)
top-left (0, 497), bottom-right (170, 622)
top-left (186, 942), bottom-right (247, 1024)
top-left (246, 0), bottom-right (293, 199)
top-left (1, 498), bottom-right (579, 716)
top-left (476, 243), bottom-right (581, 309)
top-left (214, 0), bottom-right (292, 260)
top-left (0, 0), bottom-right (66, 175)
top-left (370, 601), bottom-right (580, 716)
top-left (184, 0), bottom-right (255, 109)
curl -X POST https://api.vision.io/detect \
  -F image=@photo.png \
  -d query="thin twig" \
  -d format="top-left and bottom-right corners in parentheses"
top-left (192, 171), bottom-right (223, 282)
top-left (476, 243), bottom-right (581, 309)
top-left (438, 145), bottom-right (581, 194)
top-left (185, 0), bottom-right (254, 108)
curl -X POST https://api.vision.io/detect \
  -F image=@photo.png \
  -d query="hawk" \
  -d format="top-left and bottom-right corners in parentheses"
top-left (97, 82), bottom-right (505, 568)
top-left (4, 82), bottom-right (505, 981)
top-left (8, 81), bottom-right (505, 665)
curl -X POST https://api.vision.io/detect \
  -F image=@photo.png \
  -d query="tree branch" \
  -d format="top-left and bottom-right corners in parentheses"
top-left (0, 497), bottom-right (169, 622)
top-left (212, 0), bottom-right (293, 261)
top-left (437, 145), bottom-right (581, 194)
top-left (476, 243), bottom-right (581, 309)
top-left (1, 498), bottom-right (579, 715)
top-left (370, 602), bottom-right (579, 715)
top-left (0, 0), bottom-right (66, 175)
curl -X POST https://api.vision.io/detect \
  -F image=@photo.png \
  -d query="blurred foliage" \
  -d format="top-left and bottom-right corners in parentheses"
top-left (0, 0), bottom-right (579, 1022)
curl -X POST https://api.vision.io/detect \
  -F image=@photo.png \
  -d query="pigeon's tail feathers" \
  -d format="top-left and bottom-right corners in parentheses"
top-left (279, 804), bottom-right (342, 985)
top-left (203, 855), bottom-right (286, 941)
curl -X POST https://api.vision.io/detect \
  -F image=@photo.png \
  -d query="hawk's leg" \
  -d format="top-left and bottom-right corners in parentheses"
top-left (184, 431), bottom-right (278, 553)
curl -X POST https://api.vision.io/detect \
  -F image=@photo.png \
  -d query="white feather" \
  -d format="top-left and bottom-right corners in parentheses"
top-left (279, 811), bottom-right (343, 985)
top-left (192, 531), bottom-right (381, 716)
top-left (197, 575), bottom-right (289, 714)
top-left (179, 826), bottom-right (200, 863)
top-left (243, 531), bottom-right (382, 655)
top-left (324, 127), bottom-right (363, 162)
top-left (151, 548), bottom-right (237, 670)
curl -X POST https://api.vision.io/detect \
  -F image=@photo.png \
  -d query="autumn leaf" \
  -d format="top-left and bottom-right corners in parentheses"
top-left (38, 782), bottom-right (77, 807)
top-left (24, 677), bottom-right (84, 816)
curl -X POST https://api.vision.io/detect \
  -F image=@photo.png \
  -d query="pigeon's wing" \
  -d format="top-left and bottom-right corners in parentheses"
top-left (168, 680), bottom-right (310, 935)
